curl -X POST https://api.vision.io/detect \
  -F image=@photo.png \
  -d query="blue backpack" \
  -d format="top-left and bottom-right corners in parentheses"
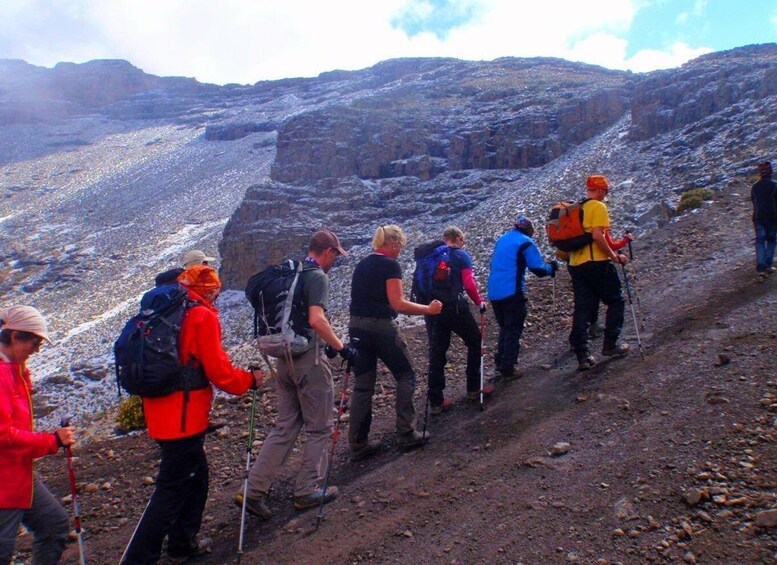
top-left (113, 283), bottom-right (209, 399)
top-left (412, 240), bottom-right (459, 305)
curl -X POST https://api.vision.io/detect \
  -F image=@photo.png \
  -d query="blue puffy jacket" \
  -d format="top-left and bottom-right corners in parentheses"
top-left (487, 229), bottom-right (554, 301)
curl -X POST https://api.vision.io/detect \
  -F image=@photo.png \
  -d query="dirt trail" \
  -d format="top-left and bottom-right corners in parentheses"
top-left (26, 181), bottom-right (777, 564)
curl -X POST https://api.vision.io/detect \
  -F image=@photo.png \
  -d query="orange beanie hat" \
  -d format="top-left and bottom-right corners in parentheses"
top-left (178, 265), bottom-right (221, 294)
top-left (586, 175), bottom-right (610, 190)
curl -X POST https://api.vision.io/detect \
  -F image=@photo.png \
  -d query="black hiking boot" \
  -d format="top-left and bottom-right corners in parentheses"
top-left (351, 439), bottom-right (382, 461)
top-left (601, 342), bottom-right (630, 357)
top-left (576, 351), bottom-right (596, 372)
top-left (496, 367), bottom-right (523, 381)
top-left (396, 429), bottom-right (430, 451)
top-left (430, 398), bottom-right (453, 415)
top-left (294, 486), bottom-right (339, 511)
top-left (167, 537), bottom-right (212, 563)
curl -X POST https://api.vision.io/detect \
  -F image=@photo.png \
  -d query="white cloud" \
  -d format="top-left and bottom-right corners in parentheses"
top-left (0, 0), bottom-right (714, 84)
top-left (565, 33), bottom-right (629, 70)
top-left (624, 42), bottom-right (712, 72)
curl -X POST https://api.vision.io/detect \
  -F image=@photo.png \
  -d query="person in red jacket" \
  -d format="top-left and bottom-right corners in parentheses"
top-left (121, 266), bottom-right (263, 564)
top-left (0, 305), bottom-right (75, 565)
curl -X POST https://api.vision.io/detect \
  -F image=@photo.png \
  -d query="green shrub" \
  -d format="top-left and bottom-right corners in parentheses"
top-left (676, 188), bottom-right (714, 214)
top-left (117, 395), bottom-right (146, 433)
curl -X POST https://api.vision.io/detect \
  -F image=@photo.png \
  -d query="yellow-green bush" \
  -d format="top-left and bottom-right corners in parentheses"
top-left (676, 188), bottom-right (715, 214)
top-left (117, 395), bottom-right (146, 432)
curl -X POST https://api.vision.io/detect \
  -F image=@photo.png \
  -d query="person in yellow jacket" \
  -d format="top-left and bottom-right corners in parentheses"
top-left (568, 175), bottom-right (632, 371)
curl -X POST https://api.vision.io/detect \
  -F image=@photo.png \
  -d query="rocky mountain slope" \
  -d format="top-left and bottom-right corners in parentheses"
top-left (0, 44), bottom-right (775, 431)
top-left (26, 164), bottom-right (777, 565)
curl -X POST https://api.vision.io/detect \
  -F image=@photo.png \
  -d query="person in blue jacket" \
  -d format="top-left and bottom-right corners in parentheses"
top-left (487, 216), bottom-right (557, 380)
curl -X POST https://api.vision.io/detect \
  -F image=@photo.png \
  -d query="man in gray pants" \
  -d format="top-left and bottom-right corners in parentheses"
top-left (243, 230), bottom-right (357, 519)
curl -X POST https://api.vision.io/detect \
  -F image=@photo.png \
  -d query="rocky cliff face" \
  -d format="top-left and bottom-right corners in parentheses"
top-left (630, 44), bottom-right (777, 140)
top-left (220, 45), bottom-right (777, 288)
top-left (220, 58), bottom-right (634, 286)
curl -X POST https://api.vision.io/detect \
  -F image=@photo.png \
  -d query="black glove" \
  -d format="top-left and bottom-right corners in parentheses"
top-left (549, 260), bottom-right (559, 277)
top-left (478, 302), bottom-right (487, 313)
top-left (338, 343), bottom-right (359, 364)
top-left (324, 345), bottom-right (338, 359)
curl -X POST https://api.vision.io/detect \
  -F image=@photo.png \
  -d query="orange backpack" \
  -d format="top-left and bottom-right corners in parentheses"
top-left (546, 199), bottom-right (593, 252)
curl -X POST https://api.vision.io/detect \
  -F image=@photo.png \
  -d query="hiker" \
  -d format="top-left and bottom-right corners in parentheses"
top-left (488, 217), bottom-right (557, 380)
top-left (183, 249), bottom-right (215, 269)
top-left (560, 227), bottom-right (633, 342)
top-left (424, 226), bottom-right (492, 414)
top-left (122, 265), bottom-right (263, 565)
top-left (751, 161), bottom-right (777, 278)
top-left (348, 225), bottom-right (443, 456)
top-left (154, 249), bottom-right (215, 287)
top-left (0, 306), bottom-right (74, 565)
top-left (568, 175), bottom-right (631, 371)
top-left (243, 230), bottom-right (355, 518)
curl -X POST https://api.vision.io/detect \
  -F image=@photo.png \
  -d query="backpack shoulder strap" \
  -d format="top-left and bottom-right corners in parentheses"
top-left (280, 260), bottom-right (304, 329)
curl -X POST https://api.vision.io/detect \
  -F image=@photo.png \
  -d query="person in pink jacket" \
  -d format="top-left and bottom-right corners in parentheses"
top-left (0, 305), bottom-right (75, 565)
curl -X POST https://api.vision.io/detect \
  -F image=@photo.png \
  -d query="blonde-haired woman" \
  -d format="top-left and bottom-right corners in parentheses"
top-left (348, 225), bottom-right (443, 457)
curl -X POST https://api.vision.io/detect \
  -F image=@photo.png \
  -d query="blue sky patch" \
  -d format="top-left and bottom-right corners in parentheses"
top-left (626, 0), bottom-right (777, 57)
top-left (391, 0), bottom-right (477, 40)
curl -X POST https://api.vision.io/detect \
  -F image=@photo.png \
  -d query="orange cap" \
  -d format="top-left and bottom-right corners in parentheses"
top-left (178, 265), bottom-right (221, 294)
top-left (586, 175), bottom-right (610, 190)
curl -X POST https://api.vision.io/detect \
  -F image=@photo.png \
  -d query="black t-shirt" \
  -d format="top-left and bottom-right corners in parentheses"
top-left (350, 253), bottom-right (402, 318)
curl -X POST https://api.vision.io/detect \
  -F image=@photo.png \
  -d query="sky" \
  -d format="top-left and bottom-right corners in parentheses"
top-left (1, 0), bottom-right (775, 85)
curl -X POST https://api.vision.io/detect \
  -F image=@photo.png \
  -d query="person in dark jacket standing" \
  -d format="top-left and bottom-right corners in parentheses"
top-left (487, 217), bottom-right (557, 380)
top-left (121, 266), bottom-right (262, 565)
top-left (426, 226), bottom-right (493, 414)
top-left (751, 161), bottom-right (777, 278)
top-left (0, 306), bottom-right (74, 565)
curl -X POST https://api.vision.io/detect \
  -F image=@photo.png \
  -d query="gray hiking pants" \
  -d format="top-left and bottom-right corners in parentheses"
top-left (348, 317), bottom-right (417, 448)
top-left (0, 478), bottom-right (70, 565)
top-left (247, 347), bottom-right (333, 498)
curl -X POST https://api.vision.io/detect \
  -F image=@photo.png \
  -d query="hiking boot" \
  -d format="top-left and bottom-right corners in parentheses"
top-left (351, 439), bottom-right (382, 461)
top-left (496, 367), bottom-right (523, 381)
top-left (601, 342), bottom-right (630, 357)
top-left (467, 384), bottom-right (495, 401)
top-left (293, 486), bottom-right (339, 511)
top-left (588, 321), bottom-right (604, 339)
top-left (576, 351), bottom-right (596, 372)
top-left (234, 492), bottom-right (272, 520)
top-left (167, 537), bottom-right (212, 563)
top-left (430, 398), bottom-right (453, 415)
top-left (396, 429), bottom-right (430, 451)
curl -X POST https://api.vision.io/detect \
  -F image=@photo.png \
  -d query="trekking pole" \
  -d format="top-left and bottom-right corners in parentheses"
top-left (420, 317), bottom-right (436, 446)
top-left (237, 387), bottom-right (259, 563)
top-left (315, 359), bottom-right (351, 531)
top-left (552, 275), bottom-right (556, 306)
top-left (619, 261), bottom-right (645, 361)
top-left (625, 236), bottom-right (645, 330)
top-left (479, 310), bottom-right (486, 411)
top-left (60, 417), bottom-right (86, 565)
